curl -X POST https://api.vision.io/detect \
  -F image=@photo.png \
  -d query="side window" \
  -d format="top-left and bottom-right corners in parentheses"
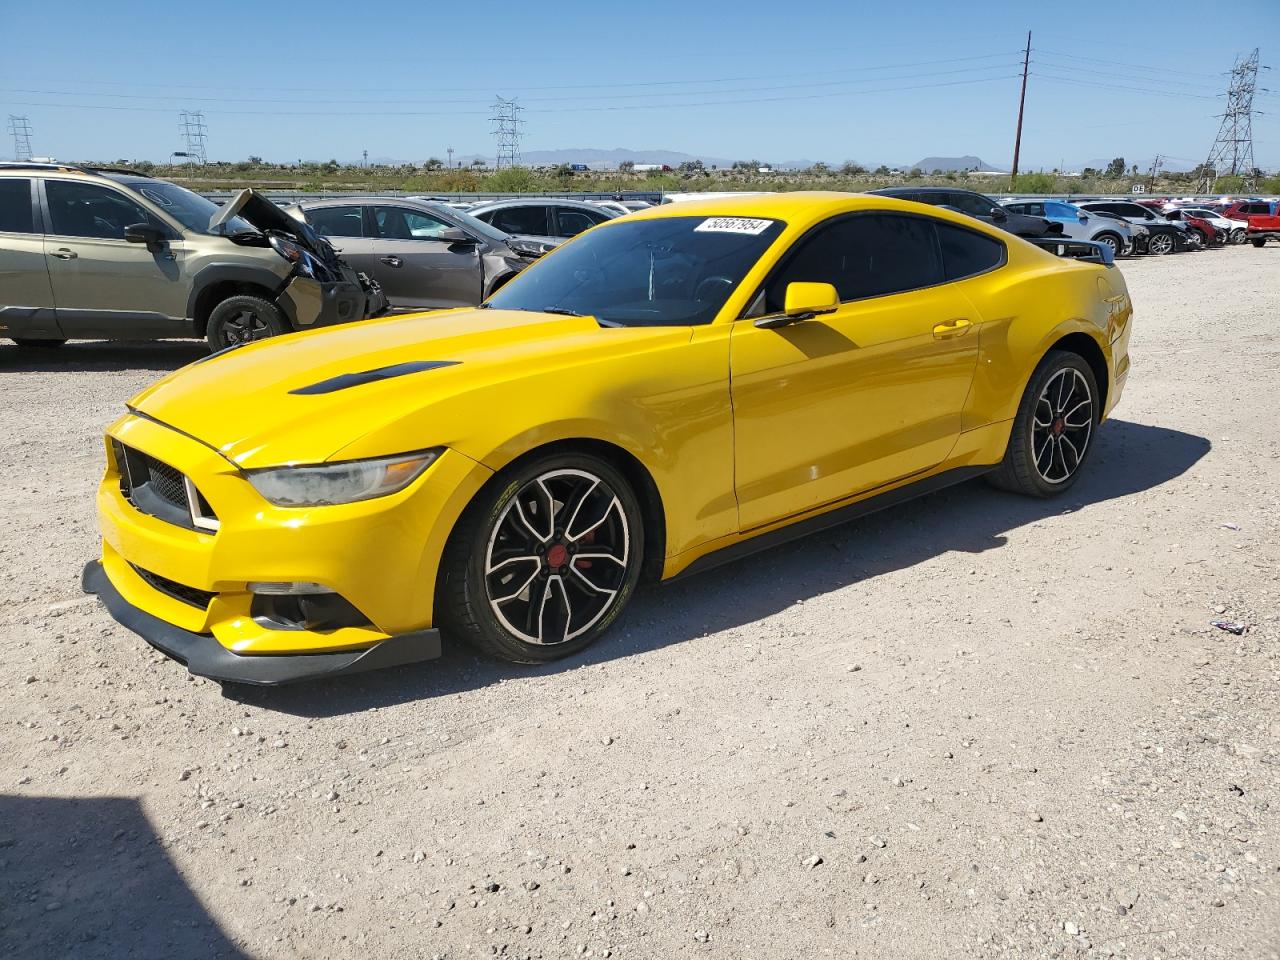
top-left (948, 192), bottom-right (995, 218)
top-left (307, 206), bottom-right (364, 238)
top-left (1004, 203), bottom-right (1028, 214)
top-left (1020, 202), bottom-right (1046, 216)
top-left (485, 205), bottom-right (551, 237)
top-left (373, 206), bottom-right (452, 240)
top-left (45, 180), bottom-right (160, 240)
top-left (936, 222), bottom-right (1005, 281)
top-left (0, 179), bottom-right (36, 234)
top-left (764, 213), bottom-right (943, 312)
top-left (555, 207), bottom-right (606, 237)
top-left (1046, 202), bottom-right (1076, 218)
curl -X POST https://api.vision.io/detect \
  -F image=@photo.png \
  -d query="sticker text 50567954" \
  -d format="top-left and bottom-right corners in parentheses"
top-left (694, 217), bottom-right (774, 235)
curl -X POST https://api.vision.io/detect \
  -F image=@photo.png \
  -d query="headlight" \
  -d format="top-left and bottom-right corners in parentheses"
top-left (1132, 224), bottom-right (1149, 237)
top-left (507, 238), bottom-right (556, 259)
top-left (246, 449), bottom-right (442, 506)
top-left (268, 234), bottom-right (321, 279)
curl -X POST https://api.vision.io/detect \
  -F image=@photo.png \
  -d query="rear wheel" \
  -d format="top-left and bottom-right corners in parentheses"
top-left (437, 452), bottom-right (645, 663)
top-left (1147, 233), bottom-right (1175, 255)
top-left (206, 295), bottom-right (288, 351)
top-left (11, 338), bottom-right (67, 348)
top-left (1252, 237), bottom-right (1268, 248)
top-left (988, 350), bottom-right (1099, 498)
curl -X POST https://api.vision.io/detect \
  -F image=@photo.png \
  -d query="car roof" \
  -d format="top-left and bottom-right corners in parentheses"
top-left (620, 190), bottom-right (1012, 237)
top-left (469, 198), bottom-right (610, 212)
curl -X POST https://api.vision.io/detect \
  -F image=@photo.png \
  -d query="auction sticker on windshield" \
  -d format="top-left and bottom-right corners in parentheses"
top-left (694, 217), bottom-right (774, 235)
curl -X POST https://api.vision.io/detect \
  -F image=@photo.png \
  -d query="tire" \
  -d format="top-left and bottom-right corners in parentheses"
top-left (1094, 232), bottom-right (1121, 257)
top-left (1230, 228), bottom-right (1245, 244)
top-left (1252, 238), bottom-right (1267, 248)
top-left (437, 452), bottom-right (645, 663)
top-left (987, 350), bottom-right (1100, 499)
top-left (11, 338), bottom-right (67, 348)
top-left (1147, 233), bottom-right (1175, 255)
top-left (205, 295), bottom-right (288, 351)
top-left (1190, 229), bottom-right (1209, 250)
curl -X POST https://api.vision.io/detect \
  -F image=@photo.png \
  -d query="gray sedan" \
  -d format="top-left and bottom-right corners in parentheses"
top-left (466, 198), bottom-right (617, 246)
top-left (289, 198), bottom-right (549, 311)
top-left (1000, 198), bottom-right (1135, 257)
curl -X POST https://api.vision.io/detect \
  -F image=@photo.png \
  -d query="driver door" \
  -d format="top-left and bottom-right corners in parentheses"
top-left (365, 205), bottom-right (483, 309)
top-left (730, 213), bottom-right (983, 531)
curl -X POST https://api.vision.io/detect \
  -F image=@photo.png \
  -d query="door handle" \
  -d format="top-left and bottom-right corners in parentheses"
top-left (379, 256), bottom-right (403, 267)
top-left (932, 317), bottom-right (972, 338)
top-left (50, 248), bottom-right (78, 260)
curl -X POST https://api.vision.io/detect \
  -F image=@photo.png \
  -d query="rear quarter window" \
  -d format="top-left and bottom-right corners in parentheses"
top-left (935, 222), bottom-right (1005, 281)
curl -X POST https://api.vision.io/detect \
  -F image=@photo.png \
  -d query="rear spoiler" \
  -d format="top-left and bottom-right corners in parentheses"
top-left (1026, 236), bottom-right (1115, 267)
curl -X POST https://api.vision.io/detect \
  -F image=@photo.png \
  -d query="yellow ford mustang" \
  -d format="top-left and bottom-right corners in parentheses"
top-left (83, 192), bottom-right (1132, 684)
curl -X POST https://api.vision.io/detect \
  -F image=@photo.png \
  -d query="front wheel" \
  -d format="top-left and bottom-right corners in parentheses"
top-left (1147, 233), bottom-right (1175, 255)
top-left (205, 295), bottom-right (288, 351)
top-left (1230, 228), bottom-right (1246, 244)
top-left (988, 350), bottom-right (1099, 498)
top-left (437, 453), bottom-right (645, 663)
top-left (1094, 232), bottom-right (1121, 257)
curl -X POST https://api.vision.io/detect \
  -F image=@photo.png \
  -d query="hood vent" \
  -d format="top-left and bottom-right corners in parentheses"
top-left (290, 360), bottom-right (459, 395)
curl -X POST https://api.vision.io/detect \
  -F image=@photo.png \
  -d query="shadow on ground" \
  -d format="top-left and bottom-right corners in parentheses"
top-left (0, 795), bottom-right (249, 960)
top-left (0, 340), bottom-right (207, 373)
top-left (229, 418), bottom-right (1211, 717)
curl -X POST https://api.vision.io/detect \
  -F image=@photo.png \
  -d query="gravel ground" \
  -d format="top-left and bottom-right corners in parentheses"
top-left (1, 247), bottom-right (1278, 960)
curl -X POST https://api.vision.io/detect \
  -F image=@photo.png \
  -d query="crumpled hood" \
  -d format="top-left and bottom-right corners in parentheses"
top-left (127, 309), bottom-right (691, 468)
top-left (210, 188), bottom-right (332, 260)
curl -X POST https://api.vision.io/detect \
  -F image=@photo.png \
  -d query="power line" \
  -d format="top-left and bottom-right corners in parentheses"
top-left (5, 73), bottom-right (1024, 119)
top-left (0, 51), bottom-right (1023, 96)
top-left (7, 115), bottom-right (33, 161)
top-left (1198, 48), bottom-right (1261, 192)
top-left (490, 97), bottom-right (523, 169)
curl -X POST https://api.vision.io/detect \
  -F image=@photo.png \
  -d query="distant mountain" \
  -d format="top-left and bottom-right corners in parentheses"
top-left (913, 155), bottom-right (1005, 173)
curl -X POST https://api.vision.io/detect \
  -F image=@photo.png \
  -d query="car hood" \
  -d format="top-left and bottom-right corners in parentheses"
top-left (210, 188), bottom-right (331, 259)
top-left (127, 308), bottom-right (691, 468)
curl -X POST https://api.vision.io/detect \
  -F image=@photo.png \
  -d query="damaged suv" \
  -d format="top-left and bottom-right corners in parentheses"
top-left (0, 163), bottom-right (385, 351)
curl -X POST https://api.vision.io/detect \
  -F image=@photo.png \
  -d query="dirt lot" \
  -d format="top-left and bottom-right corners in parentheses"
top-left (2, 247), bottom-right (1278, 960)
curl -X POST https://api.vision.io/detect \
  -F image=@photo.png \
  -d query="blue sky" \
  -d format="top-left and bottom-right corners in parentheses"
top-left (3, 0), bottom-right (1278, 170)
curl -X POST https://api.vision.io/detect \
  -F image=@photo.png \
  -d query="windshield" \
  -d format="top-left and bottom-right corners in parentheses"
top-left (121, 179), bottom-right (254, 235)
top-left (485, 215), bottom-right (786, 327)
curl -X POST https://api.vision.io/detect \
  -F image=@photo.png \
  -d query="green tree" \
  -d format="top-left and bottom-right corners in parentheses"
top-left (840, 161), bottom-right (866, 176)
top-left (424, 157), bottom-right (444, 171)
top-left (1104, 157), bottom-right (1126, 178)
top-left (1214, 174), bottom-right (1245, 193)
top-left (1013, 172), bottom-right (1056, 193)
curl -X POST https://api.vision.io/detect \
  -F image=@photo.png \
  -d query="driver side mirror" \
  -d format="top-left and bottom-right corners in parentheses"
top-left (437, 226), bottom-right (477, 244)
top-left (756, 282), bottom-right (839, 328)
top-left (124, 222), bottom-right (167, 251)
top-left (990, 206), bottom-right (1009, 221)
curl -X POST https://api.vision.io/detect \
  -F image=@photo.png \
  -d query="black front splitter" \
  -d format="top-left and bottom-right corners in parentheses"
top-left (82, 561), bottom-right (441, 686)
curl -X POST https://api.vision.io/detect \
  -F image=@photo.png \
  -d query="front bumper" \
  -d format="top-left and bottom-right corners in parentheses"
top-left (83, 561), bottom-right (440, 685)
top-left (277, 271), bottom-right (387, 331)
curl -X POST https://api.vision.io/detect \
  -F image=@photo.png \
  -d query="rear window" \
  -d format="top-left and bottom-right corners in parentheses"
top-left (0, 179), bottom-right (35, 234)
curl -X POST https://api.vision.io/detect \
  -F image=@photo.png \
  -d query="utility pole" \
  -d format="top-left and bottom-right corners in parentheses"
top-left (1198, 48), bottom-right (1261, 193)
top-left (362, 148), bottom-right (368, 168)
top-left (1145, 154), bottom-right (1163, 192)
top-left (1010, 31), bottom-right (1031, 184)
top-left (447, 145), bottom-right (455, 169)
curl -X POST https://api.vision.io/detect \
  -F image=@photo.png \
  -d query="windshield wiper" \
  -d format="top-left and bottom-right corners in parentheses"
top-left (542, 307), bottom-right (586, 317)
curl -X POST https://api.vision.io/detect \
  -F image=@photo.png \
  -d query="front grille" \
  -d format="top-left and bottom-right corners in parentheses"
top-left (110, 439), bottom-right (219, 532)
top-left (130, 564), bottom-right (217, 610)
top-left (145, 458), bottom-right (187, 510)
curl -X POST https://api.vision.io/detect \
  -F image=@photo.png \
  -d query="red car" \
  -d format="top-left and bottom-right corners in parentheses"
top-left (1162, 208), bottom-right (1220, 247)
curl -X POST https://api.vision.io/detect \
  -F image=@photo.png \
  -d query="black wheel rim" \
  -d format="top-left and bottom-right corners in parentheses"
top-left (484, 469), bottom-right (630, 645)
top-left (1032, 368), bottom-right (1093, 485)
top-left (220, 309), bottom-right (270, 347)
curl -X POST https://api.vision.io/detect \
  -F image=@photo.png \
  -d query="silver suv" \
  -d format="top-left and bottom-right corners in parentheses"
top-left (0, 163), bottom-right (385, 351)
